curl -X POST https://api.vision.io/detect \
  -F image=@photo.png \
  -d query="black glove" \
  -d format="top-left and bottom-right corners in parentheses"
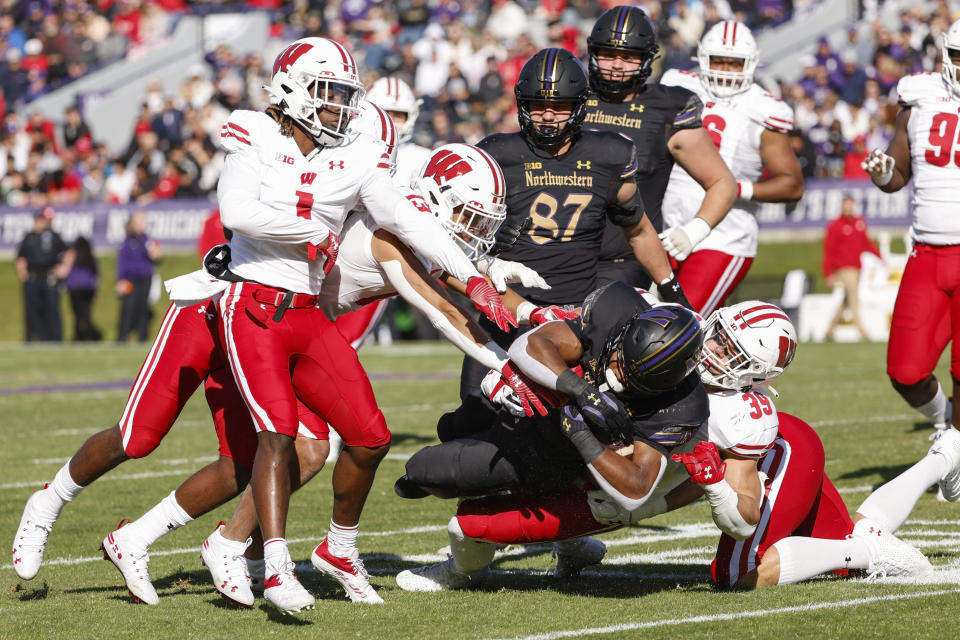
top-left (657, 274), bottom-right (693, 309)
top-left (556, 370), bottom-right (633, 445)
top-left (203, 243), bottom-right (232, 279)
top-left (490, 217), bottom-right (532, 256)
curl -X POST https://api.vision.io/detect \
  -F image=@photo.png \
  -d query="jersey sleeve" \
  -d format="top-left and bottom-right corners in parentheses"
top-left (896, 72), bottom-right (939, 107)
top-left (754, 93), bottom-right (794, 133)
top-left (660, 69), bottom-right (701, 93)
top-left (672, 89), bottom-right (703, 131)
top-left (707, 390), bottom-right (778, 458)
top-left (617, 133), bottom-right (639, 179)
top-left (218, 109), bottom-right (263, 154)
top-left (354, 101), bottom-right (399, 172)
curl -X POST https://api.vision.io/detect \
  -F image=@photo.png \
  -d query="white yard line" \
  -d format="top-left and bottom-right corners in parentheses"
top-left (489, 589), bottom-right (960, 640)
top-left (810, 414), bottom-right (916, 428)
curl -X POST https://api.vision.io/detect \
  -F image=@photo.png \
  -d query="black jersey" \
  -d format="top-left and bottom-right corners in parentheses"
top-left (583, 84), bottom-right (703, 260)
top-left (565, 281), bottom-right (709, 454)
top-left (477, 130), bottom-right (640, 306)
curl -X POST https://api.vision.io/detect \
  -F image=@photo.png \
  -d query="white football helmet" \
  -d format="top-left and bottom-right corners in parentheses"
top-left (366, 76), bottom-right (422, 144)
top-left (697, 21), bottom-right (759, 98)
top-left (415, 143), bottom-right (507, 261)
top-left (698, 300), bottom-right (797, 390)
top-left (266, 37), bottom-right (365, 146)
top-left (942, 19), bottom-right (960, 98)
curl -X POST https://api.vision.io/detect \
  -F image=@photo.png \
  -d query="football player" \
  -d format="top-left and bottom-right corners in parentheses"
top-left (583, 5), bottom-right (736, 289)
top-left (861, 18), bottom-right (960, 469)
top-left (660, 22), bottom-right (804, 315)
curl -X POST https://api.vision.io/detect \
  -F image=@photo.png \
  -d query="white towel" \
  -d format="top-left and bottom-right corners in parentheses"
top-left (164, 269), bottom-right (229, 307)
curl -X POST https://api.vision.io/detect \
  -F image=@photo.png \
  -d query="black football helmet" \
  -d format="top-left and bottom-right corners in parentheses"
top-left (610, 305), bottom-right (703, 396)
top-left (515, 47), bottom-right (589, 148)
top-left (587, 5), bottom-right (659, 97)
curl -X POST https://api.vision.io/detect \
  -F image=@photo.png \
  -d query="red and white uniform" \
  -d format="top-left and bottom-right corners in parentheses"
top-left (660, 69), bottom-right (794, 315)
top-left (887, 73), bottom-right (960, 385)
top-left (394, 142), bottom-right (433, 190)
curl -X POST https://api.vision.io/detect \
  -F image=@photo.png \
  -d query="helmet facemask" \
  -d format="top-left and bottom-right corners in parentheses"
top-left (696, 20), bottom-right (759, 98)
top-left (291, 77), bottom-right (363, 145)
top-left (587, 46), bottom-right (656, 98)
top-left (516, 96), bottom-right (586, 148)
top-left (699, 54), bottom-right (756, 98)
top-left (438, 195), bottom-right (506, 261)
top-left (942, 46), bottom-right (960, 98)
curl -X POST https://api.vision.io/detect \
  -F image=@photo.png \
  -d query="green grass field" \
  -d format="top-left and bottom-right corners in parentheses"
top-left (2, 339), bottom-right (959, 640)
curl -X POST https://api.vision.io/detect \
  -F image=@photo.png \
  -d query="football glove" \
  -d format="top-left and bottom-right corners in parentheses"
top-left (478, 257), bottom-right (550, 293)
top-left (861, 149), bottom-right (895, 186)
top-left (529, 305), bottom-right (580, 327)
top-left (658, 217), bottom-right (710, 261)
top-left (489, 217), bottom-right (532, 256)
top-left (557, 370), bottom-right (633, 445)
top-left (480, 368), bottom-right (526, 417)
top-left (671, 441), bottom-right (726, 485)
top-left (657, 274), bottom-right (693, 309)
top-left (466, 276), bottom-right (519, 332)
top-left (309, 232), bottom-right (340, 275)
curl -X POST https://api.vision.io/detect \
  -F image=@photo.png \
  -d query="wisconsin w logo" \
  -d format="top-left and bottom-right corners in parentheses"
top-left (423, 150), bottom-right (472, 185)
top-left (301, 172), bottom-right (316, 185)
top-left (273, 42), bottom-right (313, 75)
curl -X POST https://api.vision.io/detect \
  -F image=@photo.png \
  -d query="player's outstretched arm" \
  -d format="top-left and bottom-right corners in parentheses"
top-left (754, 130), bottom-right (804, 203)
top-left (668, 127), bottom-right (737, 228)
top-left (863, 107), bottom-right (912, 192)
top-left (371, 230), bottom-right (507, 373)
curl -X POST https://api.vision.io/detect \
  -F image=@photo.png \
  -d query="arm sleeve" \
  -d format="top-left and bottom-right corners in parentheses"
top-left (359, 169), bottom-right (481, 283)
top-left (216, 144), bottom-right (332, 245)
top-left (380, 259), bottom-right (506, 372)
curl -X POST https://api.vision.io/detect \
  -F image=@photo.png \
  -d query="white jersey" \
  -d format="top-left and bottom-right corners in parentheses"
top-left (319, 188), bottom-right (438, 316)
top-left (217, 109), bottom-right (393, 294)
top-left (351, 100), bottom-right (400, 173)
top-left (660, 69), bottom-right (794, 257)
top-left (394, 142), bottom-right (433, 189)
top-left (898, 72), bottom-right (960, 245)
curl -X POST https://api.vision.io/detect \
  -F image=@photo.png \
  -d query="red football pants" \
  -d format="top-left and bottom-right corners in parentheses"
top-left (887, 243), bottom-right (960, 384)
top-left (711, 413), bottom-right (853, 588)
top-left (334, 299), bottom-right (389, 349)
top-left (217, 283), bottom-right (389, 446)
top-left (672, 249), bottom-right (754, 316)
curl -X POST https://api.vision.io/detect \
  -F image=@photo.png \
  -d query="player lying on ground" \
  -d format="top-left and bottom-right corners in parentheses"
top-left (393, 301), bottom-right (932, 591)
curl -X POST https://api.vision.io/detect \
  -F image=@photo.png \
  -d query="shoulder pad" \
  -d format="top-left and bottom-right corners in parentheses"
top-left (740, 86), bottom-right (794, 133)
top-left (218, 110), bottom-right (273, 153)
top-left (660, 68), bottom-right (702, 94)
top-left (670, 87), bottom-right (703, 130)
top-left (897, 72), bottom-right (947, 107)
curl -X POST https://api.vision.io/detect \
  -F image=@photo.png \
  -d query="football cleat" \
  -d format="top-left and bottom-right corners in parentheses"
top-left (553, 536), bottom-right (607, 579)
top-left (263, 562), bottom-right (315, 614)
top-left (395, 558), bottom-right (485, 592)
top-left (311, 538), bottom-right (384, 604)
top-left (100, 519), bottom-right (159, 605)
top-left (929, 426), bottom-right (960, 501)
top-left (247, 558), bottom-right (266, 593)
top-left (200, 522), bottom-right (254, 607)
top-left (12, 484), bottom-right (56, 580)
top-left (852, 518), bottom-right (933, 581)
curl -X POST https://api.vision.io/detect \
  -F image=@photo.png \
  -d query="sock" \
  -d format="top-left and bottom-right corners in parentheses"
top-left (448, 516), bottom-right (495, 575)
top-left (773, 536), bottom-right (871, 585)
top-left (52, 460), bottom-right (84, 503)
top-left (263, 538), bottom-right (290, 577)
top-left (856, 453), bottom-right (949, 531)
top-left (327, 520), bottom-right (359, 558)
top-left (124, 490), bottom-right (194, 548)
top-left (914, 382), bottom-right (948, 423)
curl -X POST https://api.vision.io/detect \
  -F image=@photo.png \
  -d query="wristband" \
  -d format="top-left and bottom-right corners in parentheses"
top-left (874, 169), bottom-right (894, 187)
top-left (556, 368), bottom-right (591, 398)
top-left (568, 429), bottom-right (605, 463)
top-left (516, 301), bottom-right (536, 325)
top-left (737, 181), bottom-right (754, 201)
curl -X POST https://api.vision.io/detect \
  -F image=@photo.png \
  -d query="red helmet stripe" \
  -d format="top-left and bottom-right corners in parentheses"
top-left (731, 22), bottom-right (738, 44)
top-left (722, 21), bottom-right (729, 44)
top-left (329, 39), bottom-right (354, 74)
top-left (776, 336), bottom-right (797, 367)
top-left (474, 146), bottom-right (504, 197)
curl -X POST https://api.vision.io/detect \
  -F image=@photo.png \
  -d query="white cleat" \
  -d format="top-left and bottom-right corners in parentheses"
top-left (12, 484), bottom-right (56, 580)
top-left (852, 518), bottom-right (933, 581)
top-left (200, 522), bottom-right (254, 607)
top-left (100, 519), bottom-right (159, 605)
top-left (553, 537), bottom-right (607, 579)
top-left (929, 426), bottom-right (960, 502)
top-left (311, 538), bottom-right (384, 604)
top-left (395, 557), bottom-right (485, 592)
top-left (247, 558), bottom-right (265, 594)
top-left (263, 563), bottom-right (315, 614)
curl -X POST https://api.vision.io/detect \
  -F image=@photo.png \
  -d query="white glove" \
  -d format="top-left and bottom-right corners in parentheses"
top-left (658, 217), bottom-right (711, 261)
top-left (480, 368), bottom-right (526, 417)
top-left (476, 257), bottom-right (550, 293)
top-left (861, 149), bottom-right (895, 186)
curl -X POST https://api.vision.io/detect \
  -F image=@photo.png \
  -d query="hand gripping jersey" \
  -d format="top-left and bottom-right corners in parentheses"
top-left (318, 189), bottom-right (438, 316)
top-left (897, 72), bottom-right (960, 245)
top-left (660, 69), bottom-right (795, 257)
top-left (583, 84), bottom-right (703, 258)
top-left (218, 109), bottom-right (394, 294)
top-left (477, 130), bottom-right (640, 305)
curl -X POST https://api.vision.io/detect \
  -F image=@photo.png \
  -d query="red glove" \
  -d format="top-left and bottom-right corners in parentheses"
top-left (500, 361), bottom-right (549, 417)
top-left (529, 305), bottom-right (580, 327)
top-left (671, 441), bottom-right (726, 485)
top-left (466, 277), bottom-right (519, 332)
top-left (310, 232), bottom-right (340, 275)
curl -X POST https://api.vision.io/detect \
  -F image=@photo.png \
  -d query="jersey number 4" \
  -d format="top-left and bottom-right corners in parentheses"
top-left (742, 391), bottom-right (773, 419)
top-left (528, 193), bottom-right (594, 245)
top-left (925, 113), bottom-right (960, 167)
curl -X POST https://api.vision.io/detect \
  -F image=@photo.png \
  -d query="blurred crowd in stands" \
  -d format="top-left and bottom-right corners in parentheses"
top-left (0, 0), bottom-right (956, 208)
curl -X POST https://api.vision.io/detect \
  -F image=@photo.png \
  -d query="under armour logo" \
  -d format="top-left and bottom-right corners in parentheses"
top-left (629, 104), bottom-right (644, 112)
top-left (329, 160), bottom-right (345, 170)
top-left (587, 392), bottom-right (600, 406)
top-left (702, 466), bottom-right (713, 480)
top-left (167, 523), bottom-right (176, 531)
top-left (301, 172), bottom-right (317, 185)
top-left (577, 160), bottom-right (591, 170)
top-left (910, 248), bottom-right (917, 259)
